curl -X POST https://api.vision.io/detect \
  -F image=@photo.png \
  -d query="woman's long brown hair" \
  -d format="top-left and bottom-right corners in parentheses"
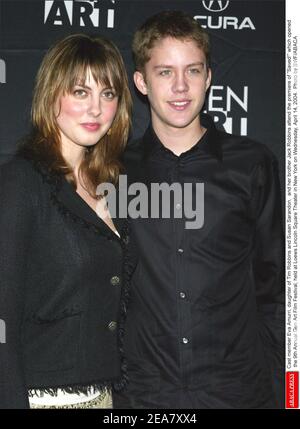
top-left (29, 33), bottom-right (132, 196)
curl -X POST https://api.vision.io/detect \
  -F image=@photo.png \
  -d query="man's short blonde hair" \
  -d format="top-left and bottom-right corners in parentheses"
top-left (132, 10), bottom-right (211, 73)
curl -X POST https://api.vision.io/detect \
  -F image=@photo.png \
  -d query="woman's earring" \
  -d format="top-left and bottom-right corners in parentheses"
top-left (107, 128), bottom-right (112, 136)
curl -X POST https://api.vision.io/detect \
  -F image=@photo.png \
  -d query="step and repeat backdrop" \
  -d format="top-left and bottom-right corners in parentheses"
top-left (0, 0), bottom-right (285, 186)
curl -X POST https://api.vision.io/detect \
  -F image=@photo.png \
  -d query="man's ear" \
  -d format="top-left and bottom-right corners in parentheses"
top-left (205, 68), bottom-right (212, 91)
top-left (133, 71), bottom-right (148, 95)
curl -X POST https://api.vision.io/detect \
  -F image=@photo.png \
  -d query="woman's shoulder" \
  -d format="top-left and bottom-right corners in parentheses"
top-left (0, 156), bottom-right (47, 205)
top-left (0, 155), bottom-right (41, 184)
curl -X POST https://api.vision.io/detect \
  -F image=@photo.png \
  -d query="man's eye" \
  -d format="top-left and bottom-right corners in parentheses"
top-left (159, 70), bottom-right (171, 76)
top-left (188, 68), bottom-right (201, 74)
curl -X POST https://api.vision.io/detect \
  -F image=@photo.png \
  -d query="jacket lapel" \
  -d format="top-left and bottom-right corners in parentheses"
top-left (56, 177), bottom-right (125, 239)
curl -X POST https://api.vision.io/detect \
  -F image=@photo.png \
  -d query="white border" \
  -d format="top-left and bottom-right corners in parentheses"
top-left (286, 0), bottom-right (300, 409)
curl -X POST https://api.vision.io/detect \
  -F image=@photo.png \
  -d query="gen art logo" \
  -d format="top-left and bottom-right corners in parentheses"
top-left (206, 85), bottom-right (249, 136)
top-left (202, 1), bottom-right (230, 13)
top-left (44, 0), bottom-right (116, 28)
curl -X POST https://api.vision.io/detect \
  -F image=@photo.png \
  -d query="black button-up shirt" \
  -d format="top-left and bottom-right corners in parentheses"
top-left (115, 114), bottom-right (284, 409)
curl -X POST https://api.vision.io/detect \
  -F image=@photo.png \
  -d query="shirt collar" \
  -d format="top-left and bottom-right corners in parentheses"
top-left (141, 113), bottom-right (223, 162)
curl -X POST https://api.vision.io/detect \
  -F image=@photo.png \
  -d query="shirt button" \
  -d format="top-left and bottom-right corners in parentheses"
top-left (178, 248), bottom-right (184, 253)
top-left (175, 203), bottom-right (181, 210)
top-left (108, 321), bottom-right (117, 331)
top-left (122, 235), bottom-right (130, 245)
top-left (182, 337), bottom-right (189, 345)
top-left (110, 276), bottom-right (120, 286)
top-left (179, 292), bottom-right (186, 299)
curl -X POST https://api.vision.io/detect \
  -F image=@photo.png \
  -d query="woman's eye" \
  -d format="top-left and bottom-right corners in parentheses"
top-left (73, 89), bottom-right (87, 97)
top-left (102, 90), bottom-right (116, 99)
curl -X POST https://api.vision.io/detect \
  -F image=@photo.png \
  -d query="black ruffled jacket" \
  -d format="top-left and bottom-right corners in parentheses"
top-left (0, 152), bottom-right (134, 409)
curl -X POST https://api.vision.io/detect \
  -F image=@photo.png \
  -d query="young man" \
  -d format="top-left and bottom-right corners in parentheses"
top-left (115, 11), bottom-right (284, 409)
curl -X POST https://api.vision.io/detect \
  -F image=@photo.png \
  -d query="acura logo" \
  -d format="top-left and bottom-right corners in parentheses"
top-left (202, 1), bottom-right (230, 12)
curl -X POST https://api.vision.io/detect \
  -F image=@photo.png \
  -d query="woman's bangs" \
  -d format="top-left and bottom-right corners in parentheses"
top-left (91, 58), bottom-right (122, 95)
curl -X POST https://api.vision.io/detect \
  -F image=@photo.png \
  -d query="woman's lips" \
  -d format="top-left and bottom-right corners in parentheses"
top-left (81, 123), bottom-right (101, 131)
top-left (167, 100), bottom-right (191, 111)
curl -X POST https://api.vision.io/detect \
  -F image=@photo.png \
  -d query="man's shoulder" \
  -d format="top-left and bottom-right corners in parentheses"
top-left (122, 137), bottom-right (146, 179)
top-left (217, 129), bottom-right (277, 165)
top-left (124, 137), bottom-right (144, 159)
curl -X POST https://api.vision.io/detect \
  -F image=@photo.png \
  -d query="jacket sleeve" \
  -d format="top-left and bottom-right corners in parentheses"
top-left (0, 160), bottom-right (35, 409)
top-left (251, 151), bottom-right (284, 408)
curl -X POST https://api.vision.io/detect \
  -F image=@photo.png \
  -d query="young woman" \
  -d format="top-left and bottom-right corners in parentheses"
top-left (0, 34), bottom-right (133, 409)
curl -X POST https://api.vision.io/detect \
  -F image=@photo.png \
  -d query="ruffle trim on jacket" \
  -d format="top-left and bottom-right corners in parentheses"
top-left (19, 150), bottom-right (134, 395)
top-left (28, 380), bottom-right (112, 399)
top-left (113, 219), bottom-right (131, 393)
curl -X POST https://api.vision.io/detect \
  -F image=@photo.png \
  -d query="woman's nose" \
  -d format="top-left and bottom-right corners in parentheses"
top-left (88, 95), bottom-right (102, 117)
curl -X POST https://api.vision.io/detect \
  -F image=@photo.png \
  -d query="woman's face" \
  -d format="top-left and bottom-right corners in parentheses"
top-left (55, 69), bottom-right (119, 153)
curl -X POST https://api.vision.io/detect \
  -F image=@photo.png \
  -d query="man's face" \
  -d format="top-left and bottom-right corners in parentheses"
top-left (134, 37), bottom-right (211, 134)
